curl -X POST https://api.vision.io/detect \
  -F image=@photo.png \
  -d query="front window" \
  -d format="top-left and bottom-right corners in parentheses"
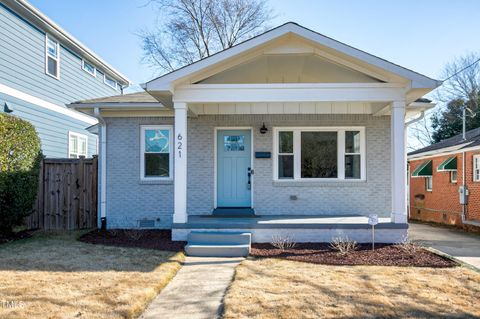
top-left (474, 155), bottom-right (480, 182)
top-left (45, 34), bottom-right (60, 78)
top-left (141, 126), bottom-right (173, 180)
top-left (275, 127), bottom-right (365, 181)
top-left (69, 132), bottom-right (87, 158)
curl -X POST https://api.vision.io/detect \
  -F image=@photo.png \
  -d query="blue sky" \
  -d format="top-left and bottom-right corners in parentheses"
top-left (30, 0), bottom-right (479, 91)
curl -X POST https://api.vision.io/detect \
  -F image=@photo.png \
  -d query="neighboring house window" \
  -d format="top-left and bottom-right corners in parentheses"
top-left (425, 176), bottom-right (433, 191)
top-left (140, 126), bottom-right (173, 180)
top-left (274, 127), bottom-right (365, 181)
top-left (474, 155), bottom-right (480, 182)
top-left (104, 74), bottom-right (117, 89)
top-left (45, 34), bottom-right (60, 79)
top-left (450, 171), bottom-right (457, 183)
top-left (69, 132), bottom-right (88, 158)
top-left (82, 60), bottom-right (96, 77)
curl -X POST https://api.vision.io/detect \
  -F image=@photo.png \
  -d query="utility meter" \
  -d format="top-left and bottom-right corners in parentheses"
top-left (459, 186), bottom-right (469, 205)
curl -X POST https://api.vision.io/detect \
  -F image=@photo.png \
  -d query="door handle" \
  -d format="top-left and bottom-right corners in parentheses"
top-left (247, 167), bottom-right (252, 190)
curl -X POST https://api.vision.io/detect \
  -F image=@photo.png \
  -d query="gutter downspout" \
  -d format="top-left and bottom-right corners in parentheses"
top-left (93, 107), bottom-right (107, 230)
top-left (462, 150), bottom-right (466, 223)
top-left (404, 111), bottom-right (425, 219)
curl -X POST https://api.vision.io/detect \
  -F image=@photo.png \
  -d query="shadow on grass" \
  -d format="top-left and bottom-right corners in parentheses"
top-left (0, 230), bottom-right (183, 272)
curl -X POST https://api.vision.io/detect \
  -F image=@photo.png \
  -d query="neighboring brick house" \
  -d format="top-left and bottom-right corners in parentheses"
top-left (408, 128), bottom-right (480, 231)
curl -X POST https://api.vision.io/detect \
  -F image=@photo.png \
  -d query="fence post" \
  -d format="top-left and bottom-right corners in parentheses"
top-left (78, 156), bottom-right (85, 229)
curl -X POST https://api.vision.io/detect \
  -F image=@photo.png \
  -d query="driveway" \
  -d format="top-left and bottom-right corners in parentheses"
top-left (409, 222), bottom-right (480, 269)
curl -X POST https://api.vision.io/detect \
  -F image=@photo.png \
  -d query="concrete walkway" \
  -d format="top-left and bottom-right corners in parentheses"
top-left (409, 222), bottom-right (480, 269)
top-left (141, 256), bottom-right (243, 319)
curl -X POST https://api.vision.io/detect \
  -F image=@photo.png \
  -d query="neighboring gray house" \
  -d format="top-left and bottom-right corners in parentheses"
top-left (0, 0), bottom-right (130, 158)
top-left (70, 23), bottom-right (439, 248)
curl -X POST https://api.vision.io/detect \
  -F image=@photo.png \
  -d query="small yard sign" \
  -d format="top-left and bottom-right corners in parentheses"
top-left (368, 214), bottom-right (378, 226)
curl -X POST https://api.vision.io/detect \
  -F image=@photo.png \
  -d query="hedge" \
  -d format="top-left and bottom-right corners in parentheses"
top-left (0, 113), bottom-right (42, 234)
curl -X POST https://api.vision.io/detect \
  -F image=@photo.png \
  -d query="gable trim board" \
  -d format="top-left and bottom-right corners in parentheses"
top-left (0, 83), bottom-right (97, 125)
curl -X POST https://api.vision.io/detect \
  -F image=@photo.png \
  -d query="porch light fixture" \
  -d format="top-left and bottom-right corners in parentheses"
top-left (260, 122), bottom-right (268, 134)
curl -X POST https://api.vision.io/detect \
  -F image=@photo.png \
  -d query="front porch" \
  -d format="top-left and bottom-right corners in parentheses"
top-left (172, 215), bottom-right (408, 243)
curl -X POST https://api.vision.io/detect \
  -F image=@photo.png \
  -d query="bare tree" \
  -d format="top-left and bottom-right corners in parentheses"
top-left (407, 112), bottom-right (434, 151)
top-left (140, 0), bottom-right (273, 75)
top-left (408, 52), bottom-right (480, 149)
top-left (436, 52), bottom-right (480, 108)
top-left (430, 53), bottom-right (480, 143)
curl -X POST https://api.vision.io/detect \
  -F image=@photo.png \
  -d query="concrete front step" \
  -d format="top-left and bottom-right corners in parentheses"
top-left (187, 231), bottom-right (251, 245)
top-left (186, 231), bottom-right (252, 257)
top-left (185, 243), bottom-right (250, 257)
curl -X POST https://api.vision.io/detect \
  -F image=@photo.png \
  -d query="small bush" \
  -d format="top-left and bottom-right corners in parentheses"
top-left (271, 234), bottom-right (296, 251)
top-left (394, 235), bottom-right (420, 255)
top-left (330, 236), bottom-right (358, 256)
top-left (0, 113), bottom-right (42, 235)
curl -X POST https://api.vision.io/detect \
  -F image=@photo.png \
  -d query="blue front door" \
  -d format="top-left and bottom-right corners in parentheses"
top-left (217, 129), bottom-right (252, 207)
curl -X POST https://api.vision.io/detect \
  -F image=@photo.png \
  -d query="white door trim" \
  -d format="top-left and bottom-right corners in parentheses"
top-left (214, 127), bottom-right (254, 209)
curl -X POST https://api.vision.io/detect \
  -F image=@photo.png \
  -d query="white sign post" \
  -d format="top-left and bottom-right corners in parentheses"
top-left (368, 214), bottom-right (378, 251)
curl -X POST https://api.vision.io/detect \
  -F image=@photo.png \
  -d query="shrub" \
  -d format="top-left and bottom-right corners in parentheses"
top-left (0, 113), bottom-right (42, 235)
top-left (271, 234), bottom-right (296, 251)
top-left (330, 236), bottom-right (358, 256)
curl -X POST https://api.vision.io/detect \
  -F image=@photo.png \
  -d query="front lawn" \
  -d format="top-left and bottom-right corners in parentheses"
top-left (0, 231), bottom-right (183, 319)
top-left (223, 258), bottom-right (480, 319)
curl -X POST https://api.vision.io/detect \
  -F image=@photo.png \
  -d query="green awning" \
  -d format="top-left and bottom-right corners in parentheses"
top-left (437, 157), bottom-right (457, 171)
top-left (412, 160), bottom-right (432, 177)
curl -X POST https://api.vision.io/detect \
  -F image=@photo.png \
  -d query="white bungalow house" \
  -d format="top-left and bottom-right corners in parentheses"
top-left (70, 22), bottom-right (439, 250)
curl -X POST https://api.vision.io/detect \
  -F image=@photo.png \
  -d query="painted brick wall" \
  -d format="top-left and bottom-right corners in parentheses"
top-left (465, 151), bottom-right (480, 223)
top-left (105, 114), bottom-right (392, 229)
top-left (188, 114), bottom-right (391, 217)
top-left (105, 117), bottom-right (174, 229)
top-left (409, 150), bottom-right (480, 229)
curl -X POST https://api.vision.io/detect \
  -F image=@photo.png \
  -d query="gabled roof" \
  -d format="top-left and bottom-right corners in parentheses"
top-left (408, 128), bottom-right (480, 157)
top-left (3, 0), bottom-right (130, 86)
top-left (144, 22), bottom-right (440, 92)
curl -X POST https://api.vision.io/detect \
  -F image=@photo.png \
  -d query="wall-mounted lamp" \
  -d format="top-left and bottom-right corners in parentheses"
top-left (260, 122), bottom-right (268, 134)
top-left (4, 102), bottom-right (13, 113)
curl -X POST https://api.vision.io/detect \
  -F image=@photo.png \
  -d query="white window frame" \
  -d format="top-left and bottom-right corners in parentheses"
top-left (450, 170), bottom-right (457, 183)
top-left (474, 155), bottom-right (480, 182)
top-left (103, 74), bottom-right (117, 89)
top-left (425, 176), bottom-right (433, 191)
top-left (140, 125), bottom-right (173, 181)
top-left (68, 131), bottom-right (88, 158)
top-left (45, 34), bottom-right (60, 79)
top-left (82, 59), bottom-right (96, 77)
top-left (272, 127), bottom-right (366, 182)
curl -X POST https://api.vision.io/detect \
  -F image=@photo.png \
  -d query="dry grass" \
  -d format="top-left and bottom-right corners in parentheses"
top-left (223, 258), bottom-right (480, 319)
top-left (0, 231), bottom-right (184, 319)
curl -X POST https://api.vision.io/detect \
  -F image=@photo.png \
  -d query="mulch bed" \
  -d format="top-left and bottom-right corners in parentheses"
top-left (251, 243), bottom-right (457, 267)
top-left (79, 229), bottom-right (186, 252)
top-left (0, 229), bottom-right (34, 244)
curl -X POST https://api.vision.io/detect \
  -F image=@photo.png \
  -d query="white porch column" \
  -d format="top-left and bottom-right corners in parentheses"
top-left (174, 102), bottom-right (188, 223)
top-left (391, 100), bottom-right (407, 223)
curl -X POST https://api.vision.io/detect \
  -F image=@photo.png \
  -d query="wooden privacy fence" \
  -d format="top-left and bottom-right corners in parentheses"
top-left (26, 156), bottom-right (98, 230)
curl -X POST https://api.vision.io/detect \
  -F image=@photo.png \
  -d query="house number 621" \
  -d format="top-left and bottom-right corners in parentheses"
top-left (177, 133), bottom-right (183, 158)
